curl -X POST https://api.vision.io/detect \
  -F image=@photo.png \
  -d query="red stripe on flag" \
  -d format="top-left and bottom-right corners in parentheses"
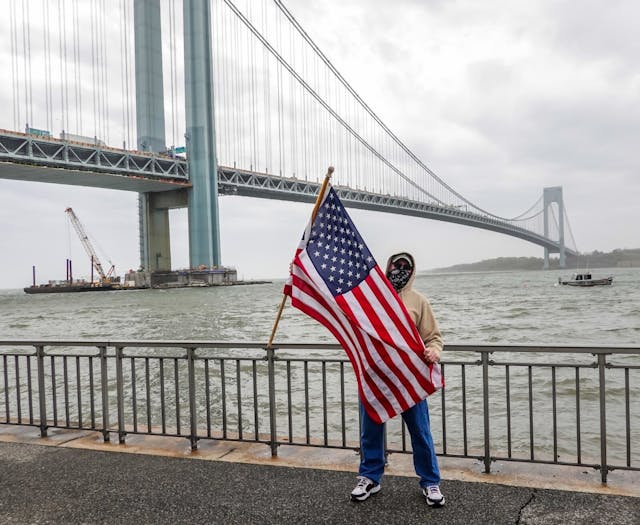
top-left (291, 264), bottom-right (400, 419)
top-left (336, 291), bottom-right (415, 414)
top-left (371, 266), bottom-right (424, 348)
top-left (361, 276), bottom-right (434, 396)
top-left (290, 272), bottom-right (394, 422)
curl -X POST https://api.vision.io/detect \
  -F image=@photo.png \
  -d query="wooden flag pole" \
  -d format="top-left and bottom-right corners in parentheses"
top-left (266, 166), bottom-right (334, 348)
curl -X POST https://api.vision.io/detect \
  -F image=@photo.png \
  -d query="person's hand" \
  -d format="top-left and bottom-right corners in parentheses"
top-left (423, 346), bottom-right (440, 363)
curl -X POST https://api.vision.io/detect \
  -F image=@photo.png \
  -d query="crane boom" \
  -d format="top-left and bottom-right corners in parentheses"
top-left (65, 207), bottom-right (109, 281)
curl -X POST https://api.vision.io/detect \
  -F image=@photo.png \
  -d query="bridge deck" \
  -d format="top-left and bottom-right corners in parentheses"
top-left (0, 128), bottom-right (575, 255)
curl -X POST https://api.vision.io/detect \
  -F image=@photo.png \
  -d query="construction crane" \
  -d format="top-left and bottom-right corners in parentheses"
top-left (65, 207), bottom-right (115, 284)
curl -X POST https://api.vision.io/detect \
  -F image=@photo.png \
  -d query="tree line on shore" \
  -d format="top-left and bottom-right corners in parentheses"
top-left (429, 248), bottom-right (640, 273)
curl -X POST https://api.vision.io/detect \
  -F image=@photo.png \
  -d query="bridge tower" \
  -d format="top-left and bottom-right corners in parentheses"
top-left (134, 0), bottom-right (220, 271)
top-left (183, 0), bottom-right (221, 268)
top-left (543, 186), bottom-right (566, 269)
top-left (135, 0), bottom-right (179, 272)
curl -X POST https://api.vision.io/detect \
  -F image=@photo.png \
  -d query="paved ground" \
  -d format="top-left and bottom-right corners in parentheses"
top-left (1, 441), bottom-right (638, 525)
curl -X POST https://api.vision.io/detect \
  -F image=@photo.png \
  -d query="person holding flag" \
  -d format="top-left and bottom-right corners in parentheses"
top-left (350, 251), bottom-right (445, 507)
top-left (279, 168), bottom-right (445, 508)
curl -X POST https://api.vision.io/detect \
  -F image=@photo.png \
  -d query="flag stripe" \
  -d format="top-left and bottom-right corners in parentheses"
top-left (337, 291), bottom-right (417, 410)
top-left (370, 266), bottom-right (424, 345)
top-left (338, 289), bottom-right (422, 405)
top-left (359, 278), bottom-right (434, 396)
top-left (290, 266), bottom-right (395, 421)
top-left (294, 257), bottom-right (404, 418)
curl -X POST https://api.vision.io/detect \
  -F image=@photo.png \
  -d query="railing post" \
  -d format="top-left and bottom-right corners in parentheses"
top-left (266, 345), bottom-right (278, 456)
top-left (99, 346), bottom-right (110, 442)
top-left (36, 345), bottom-right (48, 437)
top-left (115, 346), bottom-right (126, 444)
top-left (187, 346), bottom-right (199, 451)
top-left (481, 351), bottom-right (492, 473)
top-left (597, 353), bottom-right (609, 483)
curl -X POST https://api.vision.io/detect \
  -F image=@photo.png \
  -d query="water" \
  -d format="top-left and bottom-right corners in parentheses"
top-left (1, 267), bottom-right (639, 465)
top-left (1, 267), bottom-right (638, 346)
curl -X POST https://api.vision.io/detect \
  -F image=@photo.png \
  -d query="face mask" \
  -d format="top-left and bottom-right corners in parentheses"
top-left (387, 257), bottom-right (413, 291)
top-left (387, 269), bottom-right (411, 292)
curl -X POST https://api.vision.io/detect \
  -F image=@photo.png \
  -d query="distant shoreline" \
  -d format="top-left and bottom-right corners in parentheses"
top-left (427, 248), bottom-right (640, 273)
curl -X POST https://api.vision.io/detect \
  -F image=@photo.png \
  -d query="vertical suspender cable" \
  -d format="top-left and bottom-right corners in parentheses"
top-left (101, 0), bottom-right (109, 144)
top-left (232, 2), bottom-right (239, 166)
top-left (289, 18), bottom-right (296, 176)
top-left (220, 2), bottom-right (227, 163)
top-left (25, 0), bottom-right (34, 127)
top-left (73, 0), bottom-right (82, 133)
top-left (119, 0), bottom-right (128, 147)
top-left (248, 2), bottom-right (255, 170)
top-left (57, 0), bottom-right (66, 133)
top-left (42, 0), bottom-right (51, 132)
top-left (98, 0), bottom-right (105, 141)
top-left (263, 1), bottom-right (271, 172)
top-left (99, 0), bottom-right (104, 141)
top-left (276, 9), bottom-right (283, 175)
top-left (89, 0), bottom-right (97, 137)
top-left (124, 1), bottom-right (132, 148)
top-left (96, 0), bottom-right (103, 140)
top-left (246, 1), bottom-right (252, 169)
top-left (10, 0), bottom-right (20, 130)
top-left (62, 0), bottom-right (70, 134)
top-left (21, 0), bottom-right (29, 127)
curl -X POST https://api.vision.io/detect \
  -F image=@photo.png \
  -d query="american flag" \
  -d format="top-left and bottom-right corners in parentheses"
top-left (284, 182), bottom-right (443, 424)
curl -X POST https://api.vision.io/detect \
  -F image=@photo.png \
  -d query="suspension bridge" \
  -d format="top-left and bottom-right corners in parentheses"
top-left (0, 0), bottom-right (578, 272)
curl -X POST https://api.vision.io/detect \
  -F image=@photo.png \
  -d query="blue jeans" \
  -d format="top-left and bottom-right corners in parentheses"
top-left (358, 399), bottom-right (440, 487)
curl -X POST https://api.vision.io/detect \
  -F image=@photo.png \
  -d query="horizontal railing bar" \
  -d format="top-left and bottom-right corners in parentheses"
top-left (274, 357), bottom-right (349, 364)
top-left (1, 341), bottom-right (638, 355)
top-left (492, 456), bottom-right (600, 469)
top-left (0, 341), bottom-right (272, 349)
top-left (491, 361), bottom-right (598, 369)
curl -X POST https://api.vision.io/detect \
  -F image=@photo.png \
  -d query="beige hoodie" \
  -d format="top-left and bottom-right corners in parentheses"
top-left (385, 252), bottom-right (444, 359)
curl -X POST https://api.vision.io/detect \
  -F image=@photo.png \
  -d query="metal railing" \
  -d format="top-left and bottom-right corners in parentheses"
top-left (1, 340), bottom-right (638, 483)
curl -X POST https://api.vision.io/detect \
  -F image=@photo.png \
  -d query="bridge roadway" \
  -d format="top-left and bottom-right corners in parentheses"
top-left (0, 129), bottom-right (575, 256)
top-left (0, 425), bottom-right (637, 524)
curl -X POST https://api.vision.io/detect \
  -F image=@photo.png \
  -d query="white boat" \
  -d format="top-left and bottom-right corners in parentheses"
top-left (559, 273), bottom-right (613, 287)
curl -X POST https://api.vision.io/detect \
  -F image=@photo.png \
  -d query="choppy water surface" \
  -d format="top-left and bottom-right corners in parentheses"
top-left (1, 267), bottom-right (638, 346)
top-left (1, 267), bottom-right (638, 465)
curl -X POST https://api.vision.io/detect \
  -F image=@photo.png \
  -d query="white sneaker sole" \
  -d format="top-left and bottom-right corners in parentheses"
top-left (350, 483), bottom-right (381, 502)
top-left (426, 495), bottom-right (445, 507)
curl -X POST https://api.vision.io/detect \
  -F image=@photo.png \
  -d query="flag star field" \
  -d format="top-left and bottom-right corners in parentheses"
top-left (306, 187), bottom-right (377, 296)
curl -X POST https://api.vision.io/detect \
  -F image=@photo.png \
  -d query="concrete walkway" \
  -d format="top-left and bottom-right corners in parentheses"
top-left (0, 427), bottom-right (638, 524)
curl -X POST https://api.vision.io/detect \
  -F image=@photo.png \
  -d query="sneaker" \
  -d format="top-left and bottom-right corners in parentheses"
top-left (423, 485), bottom-right (445, 507)
top-left (350, 476), bottom-right (381, 502)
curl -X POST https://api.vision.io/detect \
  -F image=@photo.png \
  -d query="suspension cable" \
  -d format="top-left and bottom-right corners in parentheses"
top-left (564, 206), bottom-right (579, 253)
top-left (270, 0), bottom-right (540, 220)
top-left (221, 0), bottom-right (444, 203)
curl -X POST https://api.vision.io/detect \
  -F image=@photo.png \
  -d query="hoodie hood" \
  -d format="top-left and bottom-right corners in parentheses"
top-left (385, 252), bottom-right (416, 293)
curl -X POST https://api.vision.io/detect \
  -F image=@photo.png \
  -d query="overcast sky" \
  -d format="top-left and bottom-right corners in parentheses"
top-left (1, 0), bottom-right (638, 289)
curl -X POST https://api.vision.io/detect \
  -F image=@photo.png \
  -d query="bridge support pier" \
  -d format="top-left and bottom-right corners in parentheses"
top-left (139, 190), bottom-right (188, 271)
top-left (543, 186), bottom-right (566, 269)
